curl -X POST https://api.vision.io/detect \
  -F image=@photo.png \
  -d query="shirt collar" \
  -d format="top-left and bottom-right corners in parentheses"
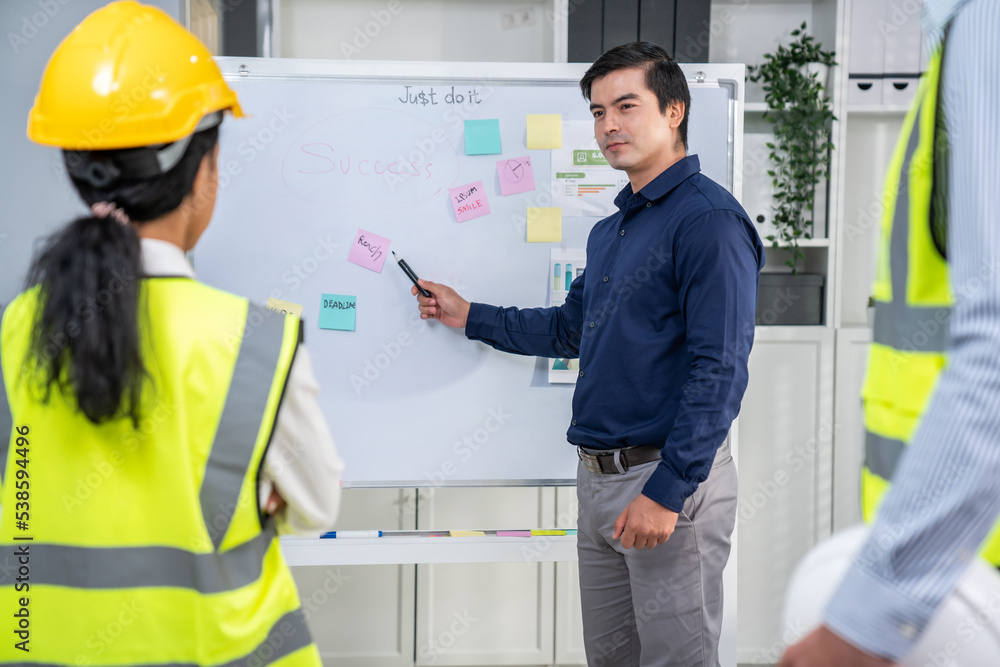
top-left (140, 237), bottom-right (196, 278)
top-left (922, 0), bottom-right (969, 45)
top-left (613, 154), bottom-right (701, 210)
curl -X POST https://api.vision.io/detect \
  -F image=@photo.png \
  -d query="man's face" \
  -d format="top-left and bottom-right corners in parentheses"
top-left (589, 67), bottom-right (682, 177)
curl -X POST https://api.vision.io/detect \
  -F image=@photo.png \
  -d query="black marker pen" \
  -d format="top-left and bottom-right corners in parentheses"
top-left (393, 251), bottom-right (432, 297)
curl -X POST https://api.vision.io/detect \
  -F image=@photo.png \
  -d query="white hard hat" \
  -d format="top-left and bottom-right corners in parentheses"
top-left (783, 524), bottom-right (1000, 666)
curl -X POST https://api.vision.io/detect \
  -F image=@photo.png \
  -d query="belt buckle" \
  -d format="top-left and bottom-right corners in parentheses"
top-left (578, 449), bottom-right (602, 474)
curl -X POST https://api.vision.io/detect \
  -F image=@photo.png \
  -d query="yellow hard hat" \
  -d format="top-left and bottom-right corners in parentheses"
top-left (27, 0), bottom-right (243, 151)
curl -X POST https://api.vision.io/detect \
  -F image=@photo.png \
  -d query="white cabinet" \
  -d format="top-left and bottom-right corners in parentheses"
top-left (292, 488), bottom-right (416, 667)
top-left (415, 487), bottom-right (557, 666)
top-left (833, 328), bottom-right (872, 531)
top-left (554, 487), bottom-right (587, 666)
top-left (735, 327), bottom-right (835, 664)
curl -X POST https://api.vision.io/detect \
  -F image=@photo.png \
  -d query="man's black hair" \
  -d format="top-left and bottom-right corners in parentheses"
top-left (580, 41), bottom-right (691, 150)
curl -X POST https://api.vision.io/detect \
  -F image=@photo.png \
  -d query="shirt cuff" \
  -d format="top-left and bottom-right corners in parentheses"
top-left (465, 302), bottom-right (499, 340)
top-left (823, 561), bottom-right (938, 661)
top-left (641, 462), bottom-right (693, 513)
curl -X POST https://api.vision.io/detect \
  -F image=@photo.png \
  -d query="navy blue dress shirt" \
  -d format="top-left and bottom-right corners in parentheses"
top-left (465, 155), bottom-right (764, 511)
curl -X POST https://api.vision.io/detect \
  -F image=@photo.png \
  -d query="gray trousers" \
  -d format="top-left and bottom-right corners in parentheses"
top-left (576, 446), bottom-right (737, 667)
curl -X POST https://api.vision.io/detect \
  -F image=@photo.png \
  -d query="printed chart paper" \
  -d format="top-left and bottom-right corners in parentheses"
top-left (548, 247), bottom-right (587, 383)
top-left (552, 121), bottom-right (629, 217)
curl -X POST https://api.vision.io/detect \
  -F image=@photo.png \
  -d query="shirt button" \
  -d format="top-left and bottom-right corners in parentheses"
top-left (646, 202), bottom-right (652, 208)
top-left (572, 419), bottom-right (578, 426)
top-left (579, 370), bottom-right (585, 377)
top-left (899, 623), bottom-right (917, 639)
top-left (590, 321), bottom-right (595, 328)
top-left (603, 276), bottom-right (609, 283)
top-left (619, 229), bottom-right (626, 237)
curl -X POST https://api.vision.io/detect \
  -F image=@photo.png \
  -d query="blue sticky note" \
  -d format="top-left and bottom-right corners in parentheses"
top-left (464, 119), bottom-right (502, 155)
top-left (319, 294), bottom-right (357, 331)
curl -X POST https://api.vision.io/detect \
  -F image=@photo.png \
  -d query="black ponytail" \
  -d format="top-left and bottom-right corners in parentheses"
top-left (25, 126), bottom-right (219, 427)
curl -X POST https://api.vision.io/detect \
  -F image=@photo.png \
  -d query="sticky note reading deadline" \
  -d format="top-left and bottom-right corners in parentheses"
top-left (347, 228), bottom-right (391, 273)
top-left (319, 294), bottom-right (357, 331)
top-left (527, 207), bottom-right (562, 242)
top-left (266, 298), bottom-right (303, 319)
top-left (464, 119), bottom-right (502, 155)
top-left (449, 180), bottom-right (491, 222)
top-left (526, 114), bottom-right (562, 149)
top-left (496, 156), bottom-right (536, 196)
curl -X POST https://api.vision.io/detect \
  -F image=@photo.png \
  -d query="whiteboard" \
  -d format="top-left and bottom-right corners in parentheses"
top-left (196, 58), bottom-right (744, 486)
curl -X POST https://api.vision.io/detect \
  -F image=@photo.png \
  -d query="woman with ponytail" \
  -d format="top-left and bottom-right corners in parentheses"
top-left (0, 3), bottom-right (341, 665)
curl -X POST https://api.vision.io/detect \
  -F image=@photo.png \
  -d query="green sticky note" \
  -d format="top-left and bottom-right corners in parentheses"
top-left (465, 119), bottom-right (502, 155)
top-left (319, 294), bottom-right (356, 331)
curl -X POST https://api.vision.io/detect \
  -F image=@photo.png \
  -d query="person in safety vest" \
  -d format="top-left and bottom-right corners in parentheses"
top-left (781, 1), bottom-right (1000, 664)
top-left (0, 2), bottom-right (343, 665)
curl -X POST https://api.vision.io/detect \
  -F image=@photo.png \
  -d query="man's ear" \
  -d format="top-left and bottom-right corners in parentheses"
top-left (667, 100), bottom-right (685, 129)
top-left (188, 143), bottom-right (220, 213)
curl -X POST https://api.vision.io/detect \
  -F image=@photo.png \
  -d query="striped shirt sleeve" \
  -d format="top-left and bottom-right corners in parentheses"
top-left (823, 0), bottom-right (1000, 660)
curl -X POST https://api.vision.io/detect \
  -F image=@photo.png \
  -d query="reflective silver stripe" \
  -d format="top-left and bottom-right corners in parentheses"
top-left (0, 313), bottom-right (11, 486)
top-left (872, 300), bottom-right (951, 353)
top-left (0, 525), bottom-right (275, 592)
top-left (0, 608), bottom-right (313, 667)
top-left (865, 431), bottom-right (907, 481)
top-left (201, 303), bottom-right (288, 548)
top-left (889, 106), bottom-right (922, 305)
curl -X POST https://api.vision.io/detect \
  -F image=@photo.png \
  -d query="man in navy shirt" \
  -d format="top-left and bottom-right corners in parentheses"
top-left (413, 42), bottom-right (763, 666)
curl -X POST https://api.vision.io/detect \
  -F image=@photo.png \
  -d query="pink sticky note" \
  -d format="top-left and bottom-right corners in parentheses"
top-left (497, 530), bottom-right (533, 537)
top-left (347, 228), bottom-right (391, 272)
top-left (449, 181), bottom-right (491, 222)
top-left (497, 156), bottom-right (536, 195)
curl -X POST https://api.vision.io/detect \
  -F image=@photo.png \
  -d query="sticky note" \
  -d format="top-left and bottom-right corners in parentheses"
top-left (319, 294), bottom-right (357, 331)
top-left (497, 530), bottom-right (532, 537)
top-left (530, 529), bottom-right (567, 536)
top-left (527, 207), bottom-right (562, 242)
top-left (449, 180), bottom-right (491, 222)
top-left (449, 530), bottom-right (487, 537)
top-left (527, 114), bottom-right (562, 149)
top-left (497, 156), bottom-right (536, 196)
top-left (266, 298), bottom-right (303, 319)
top-left (348, 228), bottom-right (391, 272)
top-left (464, 119), bottom-right (502, 155)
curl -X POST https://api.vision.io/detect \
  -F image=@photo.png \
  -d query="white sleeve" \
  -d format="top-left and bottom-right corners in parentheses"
top-left (259, 345), bottom-right (344, 536)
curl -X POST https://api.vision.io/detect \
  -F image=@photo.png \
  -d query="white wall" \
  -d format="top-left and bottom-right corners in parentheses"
top-left (278, 0), bottom-right (557, 62)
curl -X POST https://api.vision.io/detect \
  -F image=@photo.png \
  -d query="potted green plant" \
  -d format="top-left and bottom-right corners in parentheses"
top-left (749, 22), bottom-right (836, 325)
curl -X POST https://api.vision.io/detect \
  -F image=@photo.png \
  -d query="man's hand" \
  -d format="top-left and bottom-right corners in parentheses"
top-left (613, 494), bottom-right (679, 549)
top-left (412, 279), bottom-right (471, 329)
top-left (780, 626), bottom-right (896, 667)
top-left (264, 488), bottom-right (286, 516)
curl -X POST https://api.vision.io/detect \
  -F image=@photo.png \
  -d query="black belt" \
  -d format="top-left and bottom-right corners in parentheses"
top-left (577, 445), bottom-right (661, 475)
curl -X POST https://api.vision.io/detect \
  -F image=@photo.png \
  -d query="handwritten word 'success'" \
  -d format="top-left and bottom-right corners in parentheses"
top-left (323, 299), bottom-right (357, 310)
top-left (398, 86), bottom-right (485, 106)
top-left (357, 234), bottom-right (383, 262)
top-left (298, 144), bottom-right (433, 179)
top-left (454, 185), bottom-right (477, 204)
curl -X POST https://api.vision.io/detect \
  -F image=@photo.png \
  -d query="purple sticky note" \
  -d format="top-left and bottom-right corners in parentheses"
top-left (348, 228), bottom-right (391, 272)
top-left (497, 156), bottom-right (536, 196)
top-left (449, 181), bottom-right (490, 222)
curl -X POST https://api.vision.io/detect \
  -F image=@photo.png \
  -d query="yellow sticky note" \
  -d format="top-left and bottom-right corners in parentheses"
top-left (449, 530), bottom-right (486, 537)
top-left (527, 114), bottom-right (562, 149)
top-left (266, 298), bottom-right (303, 319)
top-left (527, 207), bottom-right (562, 243)
top-left (531, 530), bottom-right (567, 536)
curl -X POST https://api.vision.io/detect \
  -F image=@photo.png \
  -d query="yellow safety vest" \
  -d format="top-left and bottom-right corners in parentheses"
top-left (862, 47), bottom-right (1000, 563)
top-left (0, 278), bottom-right (322, 666)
